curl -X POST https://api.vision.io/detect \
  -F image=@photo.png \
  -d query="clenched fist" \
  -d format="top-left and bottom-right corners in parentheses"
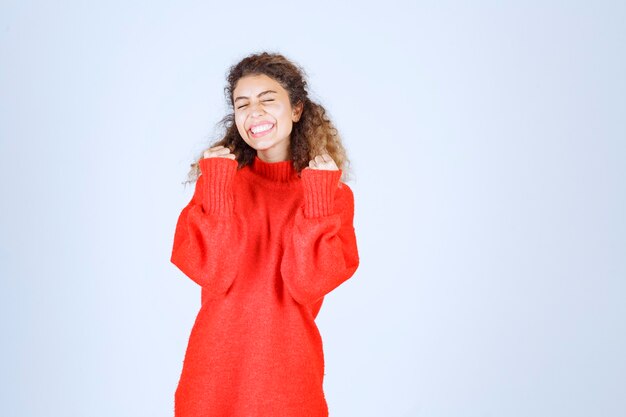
top-left (203, 145), bottom-right (236, 160)
top-left (306, 153), bottom-right (338, 171)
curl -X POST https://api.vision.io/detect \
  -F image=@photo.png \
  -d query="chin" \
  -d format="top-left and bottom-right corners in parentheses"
top-left (255, 142), bottom-right (274, 150)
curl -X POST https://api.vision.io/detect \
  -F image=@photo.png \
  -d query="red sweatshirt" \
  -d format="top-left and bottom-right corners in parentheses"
top-left (170, 154), bottom-right (360, 417)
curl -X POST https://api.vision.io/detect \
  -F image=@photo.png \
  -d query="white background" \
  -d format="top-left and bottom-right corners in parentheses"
top-left (1, 1), bottom-right (624, 416)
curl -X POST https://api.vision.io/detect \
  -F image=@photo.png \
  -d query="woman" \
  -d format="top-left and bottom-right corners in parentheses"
top-left (170, 51), bottom-right (360, 417)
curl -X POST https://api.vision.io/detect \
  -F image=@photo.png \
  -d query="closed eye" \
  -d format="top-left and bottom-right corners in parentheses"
top-left (237, 99), bottom-right (274, 109)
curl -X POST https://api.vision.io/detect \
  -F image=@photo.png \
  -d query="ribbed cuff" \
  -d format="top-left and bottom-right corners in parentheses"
top-left (301, 168), bottom-right (342, 218)
top-left (198, 157), bottom-right (237, 215)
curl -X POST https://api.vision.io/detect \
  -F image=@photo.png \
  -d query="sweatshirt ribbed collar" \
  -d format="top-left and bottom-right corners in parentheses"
top-left (250, 155), bottom-right (299, 183)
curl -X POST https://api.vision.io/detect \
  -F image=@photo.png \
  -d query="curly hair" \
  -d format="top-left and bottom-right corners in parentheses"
top-left (184, 51), bottom-right (354, 185)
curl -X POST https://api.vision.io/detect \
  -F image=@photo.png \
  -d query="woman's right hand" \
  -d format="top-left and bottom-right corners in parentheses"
top-left (203, 145), bottom-right (236, 160)
top-left (172, 144), bottom-right (241, 297)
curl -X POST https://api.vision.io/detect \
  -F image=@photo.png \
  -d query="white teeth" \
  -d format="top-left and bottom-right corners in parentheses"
top-left (251, 123), bottom-right (273, 134)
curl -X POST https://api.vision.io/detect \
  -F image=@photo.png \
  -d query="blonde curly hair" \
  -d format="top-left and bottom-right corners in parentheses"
top-left (184, 51), bottom-right (354, 185)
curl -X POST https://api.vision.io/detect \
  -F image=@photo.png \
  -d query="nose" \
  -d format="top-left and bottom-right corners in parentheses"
top-left (249, 101), bottom-right (265, 116)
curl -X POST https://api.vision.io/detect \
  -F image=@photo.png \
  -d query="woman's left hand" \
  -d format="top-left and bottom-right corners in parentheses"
top-left (307, 153), bottom-right (339, 171)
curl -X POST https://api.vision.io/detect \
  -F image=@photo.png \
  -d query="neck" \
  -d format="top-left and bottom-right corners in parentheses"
top-left (250, 154), bottom-right (299, 183)
top-left (256, 147), bottom-right (290, 163)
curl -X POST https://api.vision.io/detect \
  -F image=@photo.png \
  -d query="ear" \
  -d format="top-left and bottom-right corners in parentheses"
top-left (292, 101), bottom-right (304, 122)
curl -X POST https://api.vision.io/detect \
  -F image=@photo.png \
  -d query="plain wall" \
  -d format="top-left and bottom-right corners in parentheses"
top-left (1, 1), bottom-right (624, 416)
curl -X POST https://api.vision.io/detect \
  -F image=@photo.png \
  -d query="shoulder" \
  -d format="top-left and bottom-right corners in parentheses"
top-left (335, 181), bottom-right (355, 214)
top-left (337, 180), bottom-right (353, 195)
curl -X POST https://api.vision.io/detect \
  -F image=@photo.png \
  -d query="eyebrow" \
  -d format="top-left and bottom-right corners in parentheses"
top-left (234, 90), bottom-right (277, 103)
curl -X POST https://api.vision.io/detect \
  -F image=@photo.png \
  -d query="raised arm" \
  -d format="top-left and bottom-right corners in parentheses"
top-left (280, 168), bottom-right (360, 306)
top-left (170, 157), bottom-right (243, 300)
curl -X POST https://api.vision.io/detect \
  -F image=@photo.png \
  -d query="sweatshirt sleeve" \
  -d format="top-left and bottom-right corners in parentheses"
top-left (170, 157), bottom-right (243, 300)
top-left (280, 168), bottom-right (360, 306)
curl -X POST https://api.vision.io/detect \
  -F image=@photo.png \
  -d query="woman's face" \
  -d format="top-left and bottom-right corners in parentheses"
top-left (233, 73), bottom-right (303, 161)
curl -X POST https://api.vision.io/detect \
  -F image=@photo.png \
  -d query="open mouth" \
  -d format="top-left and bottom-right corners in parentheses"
top-left (249, 123), bottom-right (275, 138)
